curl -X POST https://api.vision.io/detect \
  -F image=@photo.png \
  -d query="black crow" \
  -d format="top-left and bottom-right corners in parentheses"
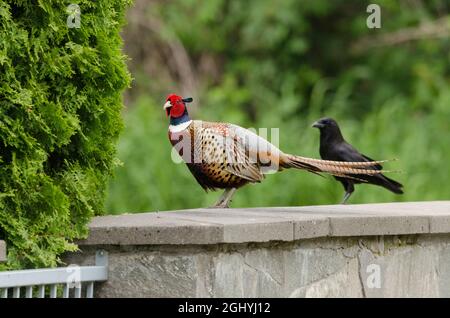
top-left (312, 117), bottom-right (403, 204)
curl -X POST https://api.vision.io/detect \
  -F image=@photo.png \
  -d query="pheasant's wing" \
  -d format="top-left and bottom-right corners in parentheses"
top-left (202, 126), bottom-right (264, 182)
top-left (231, 124), bottom-right (285, 171)
top-left (226, 132), bottom-right (264, 182)
top-left (225, 124), bottom-right (286, 180)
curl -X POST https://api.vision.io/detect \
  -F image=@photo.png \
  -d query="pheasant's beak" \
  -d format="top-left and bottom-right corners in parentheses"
top-left (312, 120), bottom-right (324, 128)
top-left (164, 101), bottom-right (172, 116)
top-left (163, 101), bottom-right (172, 110)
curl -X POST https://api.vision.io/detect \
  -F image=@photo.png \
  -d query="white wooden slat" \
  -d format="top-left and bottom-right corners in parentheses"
top-left (25, 286), bottom-right (33, 298)
top-left (49, 285), bottom-right (57, 298)
top-left (63, 284), bottom-right (70, 298)
top-left (86, 282), bottom-right (94, 298)
top-left (74, 286), bottom-right (81, 298)
top-left (13, 287), bottom-right (20, 298)
top-left (38, 285), bottom-right (45, 298)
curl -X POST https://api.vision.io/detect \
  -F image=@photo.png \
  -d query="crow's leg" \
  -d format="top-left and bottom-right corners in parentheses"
top-left (211, 188), bottom-right (237, 208)
top-left (341, 181), bottom-right (355, 205)
top-left (342, 192), bottom-right (352, 205)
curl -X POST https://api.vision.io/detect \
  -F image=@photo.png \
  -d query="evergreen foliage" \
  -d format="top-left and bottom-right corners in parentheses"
top-left (0, 0), bottom-right (131, 269)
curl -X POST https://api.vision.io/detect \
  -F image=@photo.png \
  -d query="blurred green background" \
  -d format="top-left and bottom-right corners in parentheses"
top-left (106, 0), bottom-right (450, 214)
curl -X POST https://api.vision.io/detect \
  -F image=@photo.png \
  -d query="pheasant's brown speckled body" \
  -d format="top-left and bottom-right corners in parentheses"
top-left (169, 121), bottom-right (258, 191)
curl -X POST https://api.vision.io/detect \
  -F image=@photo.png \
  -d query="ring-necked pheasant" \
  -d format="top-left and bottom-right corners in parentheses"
top-left (164, 94), bottom-right (389, 208)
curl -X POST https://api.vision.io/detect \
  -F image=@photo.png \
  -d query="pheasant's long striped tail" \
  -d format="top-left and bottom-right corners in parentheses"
top-left (284, 154), bottom-right (392, 177)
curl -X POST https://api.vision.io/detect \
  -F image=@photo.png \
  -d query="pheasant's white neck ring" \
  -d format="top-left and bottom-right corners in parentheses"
top-left (169, 119), bottom-right (192, 132)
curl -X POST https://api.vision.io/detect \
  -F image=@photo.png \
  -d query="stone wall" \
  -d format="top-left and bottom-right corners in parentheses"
top-left (65, 201), bottom-right (450, 297)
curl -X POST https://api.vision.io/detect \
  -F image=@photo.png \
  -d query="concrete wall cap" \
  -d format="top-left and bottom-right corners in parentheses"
top-left (78, 201), bottom-right (450, 246)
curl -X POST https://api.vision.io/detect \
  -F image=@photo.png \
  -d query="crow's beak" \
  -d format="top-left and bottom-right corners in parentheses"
top-left (163, 101), bottom-right (172, 110)
top-left (312, 121), bottom-right (324, 128)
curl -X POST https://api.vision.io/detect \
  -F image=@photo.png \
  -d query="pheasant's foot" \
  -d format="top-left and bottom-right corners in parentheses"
top-left (211, 188), bottom-right (236, 209)
top-left (208, 203), bottom-right (230, 209)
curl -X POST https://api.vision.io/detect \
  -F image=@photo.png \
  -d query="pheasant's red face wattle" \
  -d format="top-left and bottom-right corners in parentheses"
top-left (165, 94), bottom-right (186, 118)
top-left (169, 101), bottom-right (185, 118)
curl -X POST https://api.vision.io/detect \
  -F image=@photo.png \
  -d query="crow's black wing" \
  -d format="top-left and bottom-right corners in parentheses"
top-left (361, 154), bottom-right (383, 170)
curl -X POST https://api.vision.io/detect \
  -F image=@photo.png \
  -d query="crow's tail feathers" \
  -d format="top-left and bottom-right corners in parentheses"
top-left (378, 175), bottom-right (404, 194)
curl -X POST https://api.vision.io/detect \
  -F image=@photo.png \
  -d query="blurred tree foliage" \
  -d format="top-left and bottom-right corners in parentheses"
top-left (107, 0), bottom-right (449, 213)
top-left (0, 0), bottom-right (130, 268)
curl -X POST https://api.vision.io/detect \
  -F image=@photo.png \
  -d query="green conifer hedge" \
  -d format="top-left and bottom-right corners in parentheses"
top-left (0, 0), bottom-right (131, 269)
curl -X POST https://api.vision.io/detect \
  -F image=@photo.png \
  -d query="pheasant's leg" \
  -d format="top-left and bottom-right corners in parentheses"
top-left (221, 188), bottom-right (237, 207)
top-left (213, 189), bottom-right (228, 207)
top-left (212, 188), bottom-right (237, 208)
